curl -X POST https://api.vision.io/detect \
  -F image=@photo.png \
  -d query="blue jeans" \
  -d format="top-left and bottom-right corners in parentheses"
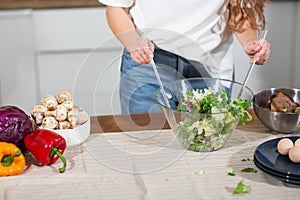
top-left (120, 47), bottom-right (212, 114)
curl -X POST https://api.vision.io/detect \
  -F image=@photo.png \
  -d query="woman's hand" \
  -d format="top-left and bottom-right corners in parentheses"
top-left (128, 39), bottom-right (154, 64)
top-left (106, 6), bottom-right (154, 64)
top-left (244, 39), bottom-right (271, 65)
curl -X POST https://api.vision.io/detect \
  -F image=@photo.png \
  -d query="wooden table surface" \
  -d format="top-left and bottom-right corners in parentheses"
top-left (90, 109), bottom-right (261, 133)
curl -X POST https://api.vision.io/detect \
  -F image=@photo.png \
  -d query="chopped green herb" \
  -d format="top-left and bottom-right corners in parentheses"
top-left (241, 167), bottom-right (257, 173)
top-left (233, 180), bottom-right (250, 194)
top-left (241, 158), bottom-right (251, 162)
top-left (227, 170), bottom-right (236, 176)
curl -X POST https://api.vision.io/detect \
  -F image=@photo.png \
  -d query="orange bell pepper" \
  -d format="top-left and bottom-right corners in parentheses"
top-left (0, 142), bottom-right (26, 176)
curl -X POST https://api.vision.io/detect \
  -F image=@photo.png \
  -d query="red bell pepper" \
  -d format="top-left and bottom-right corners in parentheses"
top-left (24, 129), bottom-right (67, 173)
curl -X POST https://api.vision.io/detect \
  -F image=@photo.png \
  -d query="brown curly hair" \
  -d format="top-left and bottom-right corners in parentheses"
top-left (229, 0), bottom-right (270, 32)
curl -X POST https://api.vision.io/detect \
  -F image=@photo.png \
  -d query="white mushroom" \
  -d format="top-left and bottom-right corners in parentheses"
top-left (44, 110), bottom-right (56, 117)
top-left (62, 100), bottom-right (73, 111)
top-left (41, 95), bottom-right (58, 111)
top-left (42, 116), bottom-right (58, 129)
top-left (31, 105), bottom-right (47, 125)
top-left (58, 90), bottom-right (72, 104)
top-left (58, 120), bottom-right (72, 129)
top-left (73, 106), bottom-right (89, 124)
top-left (56, 104), bottom-right (67, 121)
top-left (35, 115), bottom-right (44, 125)
top-left (67, 109), bottom-right (78, 128)
top-left (67, 106), bottom-right (89, 128)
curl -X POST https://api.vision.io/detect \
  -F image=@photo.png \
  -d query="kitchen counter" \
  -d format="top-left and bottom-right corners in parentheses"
top-left (0, 0), bottom-right (103, 10)
top-left (1, 110), bottom-right (300, 199)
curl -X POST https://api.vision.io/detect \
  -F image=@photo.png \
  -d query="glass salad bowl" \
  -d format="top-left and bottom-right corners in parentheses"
top-left (154, 78), bottom-right (254, 152)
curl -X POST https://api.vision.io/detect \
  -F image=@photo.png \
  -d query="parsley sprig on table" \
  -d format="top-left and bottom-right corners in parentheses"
top-left (227, 170), bottom-right (236, 176)
top-left (233, 180), bottom-right (250, 194)
top-left (241, 167), bottom-right (257, 173)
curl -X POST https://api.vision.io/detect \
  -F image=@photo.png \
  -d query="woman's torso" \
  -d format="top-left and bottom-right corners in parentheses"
top-left (100, 0), bottom-right (234, 79)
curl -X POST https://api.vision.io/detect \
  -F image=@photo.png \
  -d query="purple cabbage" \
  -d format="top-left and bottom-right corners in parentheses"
top-left (0, 106), bottom-right (33, 148)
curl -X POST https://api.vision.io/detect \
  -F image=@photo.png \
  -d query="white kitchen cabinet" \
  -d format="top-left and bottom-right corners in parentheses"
top-left (37, 49), bottom-right (122, 116)
top-left (0, 7), bottom-right (122, 116)
top-left (0, 10), bottom-right (37, 113)
top-left (32, 7), bottom-right (119, 51)
top-left (33, 7), bottom-right (123, 116)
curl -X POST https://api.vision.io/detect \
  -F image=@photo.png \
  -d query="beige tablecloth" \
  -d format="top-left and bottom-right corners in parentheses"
top-left (1, 125), bottom-right (300, 200)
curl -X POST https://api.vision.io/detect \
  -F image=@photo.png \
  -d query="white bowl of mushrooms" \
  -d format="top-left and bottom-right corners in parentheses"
top-left (31, 90), bottom-right (90, 146)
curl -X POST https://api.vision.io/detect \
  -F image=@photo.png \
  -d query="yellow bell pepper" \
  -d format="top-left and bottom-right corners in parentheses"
top-left (0, 142), bottom-right (26, 176)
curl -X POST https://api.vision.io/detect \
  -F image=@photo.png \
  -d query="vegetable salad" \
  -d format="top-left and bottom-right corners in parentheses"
top-left (176, 87), bottom-right (252, 151)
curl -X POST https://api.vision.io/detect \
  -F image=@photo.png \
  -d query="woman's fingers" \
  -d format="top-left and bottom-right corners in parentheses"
top-left (245, 39), bottom-right (271, 65)
top-left (130, 41), bottom-right (154, 64)
top-left (245, 40), bottom-right (261, 55)
top-left (130, 48), bottom-right (153, 64)
top-left (253, 41), bottom-right (271, 65)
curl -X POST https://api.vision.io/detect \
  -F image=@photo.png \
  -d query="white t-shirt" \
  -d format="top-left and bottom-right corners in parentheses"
top-left (99, 0), bottom-right (234, 80)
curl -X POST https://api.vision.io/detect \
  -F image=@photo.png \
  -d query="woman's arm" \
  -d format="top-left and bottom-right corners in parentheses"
top-left (106, 6), bottom-right (153, 64)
